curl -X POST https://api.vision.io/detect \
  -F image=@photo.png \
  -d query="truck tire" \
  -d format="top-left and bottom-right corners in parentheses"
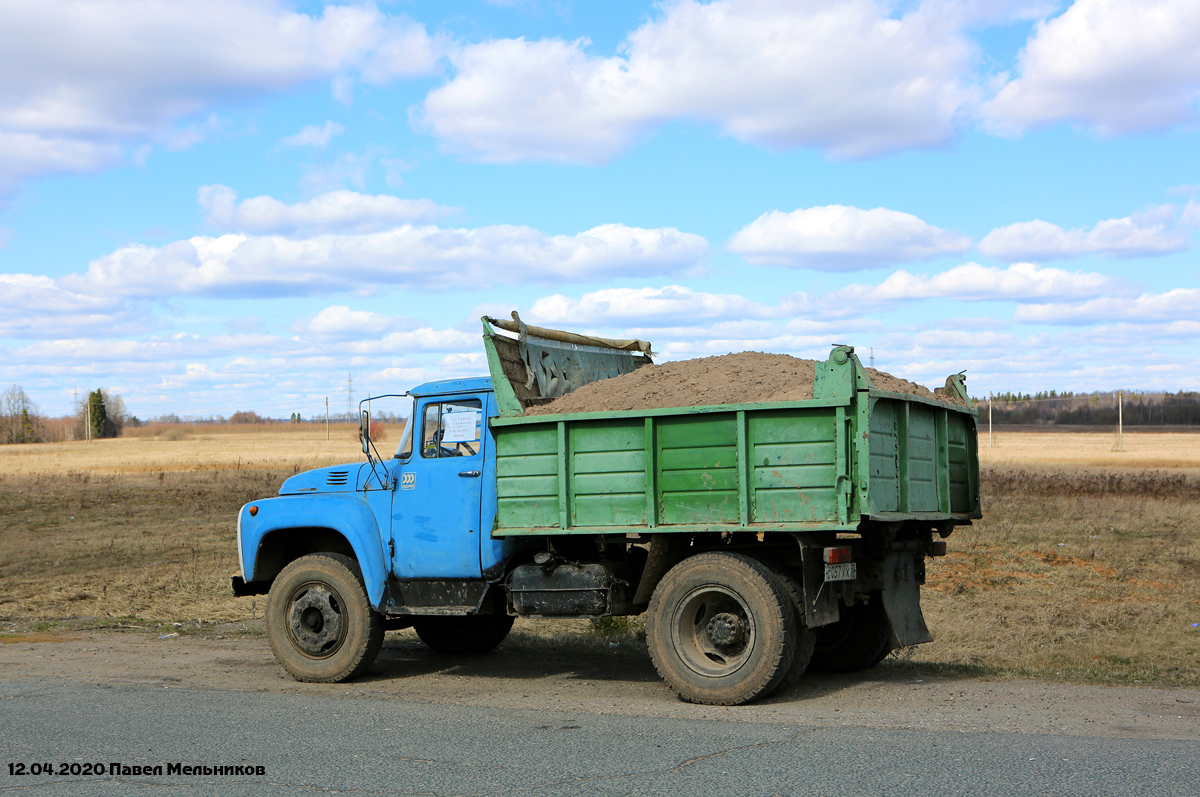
top-left (646, 552), bottom-right (796, 706)
top-left (807, 599), bottom-right (891, 673)
top-left (764, 570), bottom-right (816, 696)
top-left (412, 614), bottom-right (515, 655)
top-left (266, 553), bottom-right (384, 683)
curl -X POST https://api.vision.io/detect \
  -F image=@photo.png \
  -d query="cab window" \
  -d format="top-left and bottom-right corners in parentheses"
top-left (420, 399), bottom-right (482, 459)
top-left (395, 398), bottom-right (416, 459)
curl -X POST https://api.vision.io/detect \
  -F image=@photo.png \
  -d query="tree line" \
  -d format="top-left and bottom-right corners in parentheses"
top-left (978, 390), bottom-right (1200, 426)
top-left (1, 386), bottom-right (128, 444)
top-left (1, 384), bottom-right (407, 445)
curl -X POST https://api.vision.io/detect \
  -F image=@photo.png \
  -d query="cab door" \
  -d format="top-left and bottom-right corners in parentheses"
top-left (390, 395), bottom-right (485, 579)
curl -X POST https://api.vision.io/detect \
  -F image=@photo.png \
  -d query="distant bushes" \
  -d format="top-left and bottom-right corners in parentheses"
top-left (229, 411), bottom-right (265, 424)
top-left (983, 467), bottom-right (1200, 500)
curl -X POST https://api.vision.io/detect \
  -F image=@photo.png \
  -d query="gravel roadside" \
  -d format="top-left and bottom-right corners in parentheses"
top-left (2, 628), bottom-right (1196, 741)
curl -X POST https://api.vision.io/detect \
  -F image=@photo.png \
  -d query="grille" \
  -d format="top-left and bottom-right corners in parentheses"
top-left (325, 470), bottom-right (350, 486)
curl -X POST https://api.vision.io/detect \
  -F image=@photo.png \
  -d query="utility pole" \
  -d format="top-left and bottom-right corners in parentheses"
top-left (345, 372), bottom-right (354, 422)
top-left (1117, 390), bottom-right (1124, 452)
top-left (869, 348), bottom-right (875, 369)
top-left (988, 391), bottom-right (993, 448)
top-left (325, 397), bottom-right (330, 441)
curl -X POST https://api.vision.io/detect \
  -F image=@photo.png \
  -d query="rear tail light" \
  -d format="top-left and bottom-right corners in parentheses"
top-left (823, 546), bottom-right (853, 564)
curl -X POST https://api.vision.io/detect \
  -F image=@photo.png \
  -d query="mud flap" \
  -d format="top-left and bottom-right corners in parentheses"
top-left (881, 552), bottom-right (934, 647)
top-left (632, 534), bottom-right (689, 606)
top-left (801, 546), bottom-right (840, 628)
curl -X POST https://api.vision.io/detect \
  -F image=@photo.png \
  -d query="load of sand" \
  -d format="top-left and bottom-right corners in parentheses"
top-left (525, 352), bottom-right (964, 415)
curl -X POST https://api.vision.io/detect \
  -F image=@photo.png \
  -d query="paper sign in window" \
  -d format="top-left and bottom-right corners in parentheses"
top-left (441, 410), bottom-right (479, 443)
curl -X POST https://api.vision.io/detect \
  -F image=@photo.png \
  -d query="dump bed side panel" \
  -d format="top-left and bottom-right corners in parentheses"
top-left (657, 413), bottom-right (740, 525)
top-left (493, 403), bottom-right (848, 535)
top-left (748, 407), bottom-right (840, 524)
top-left (494, 424), bottom-right (559, 528)
top-left (572, 417), bottom-right (650, 527)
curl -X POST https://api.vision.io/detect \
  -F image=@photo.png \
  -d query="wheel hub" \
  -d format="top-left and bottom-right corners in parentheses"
top-left (671, 586), bottom-right (755, 678)
top-left (286, 583), bottom-right (346, 658)
top-left (706, 613), bottom-right (745, 646)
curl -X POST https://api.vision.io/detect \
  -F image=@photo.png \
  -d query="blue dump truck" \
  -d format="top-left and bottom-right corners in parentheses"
top-left (233, 315), bottom-right (980, 705)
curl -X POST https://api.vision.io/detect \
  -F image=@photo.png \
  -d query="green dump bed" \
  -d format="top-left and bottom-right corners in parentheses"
top-left (480, 317), bottom-right (980, 537)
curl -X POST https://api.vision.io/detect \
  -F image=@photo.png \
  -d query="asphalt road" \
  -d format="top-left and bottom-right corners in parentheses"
top-left (3, 677), bottom-right (1200, 797)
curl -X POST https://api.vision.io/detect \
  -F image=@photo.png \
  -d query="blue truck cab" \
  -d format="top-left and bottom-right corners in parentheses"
top-left (235, 377), bottom-right (524, 610)
top-left (234, 376), bottom-right (539, 684)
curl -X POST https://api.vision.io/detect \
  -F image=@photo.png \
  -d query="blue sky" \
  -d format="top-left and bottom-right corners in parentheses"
top-left (2, 0), bottom-right (1198, 419)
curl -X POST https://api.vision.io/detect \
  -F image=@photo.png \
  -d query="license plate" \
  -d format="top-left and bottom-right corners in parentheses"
top-left (824, 562), bottom-right (857, 582)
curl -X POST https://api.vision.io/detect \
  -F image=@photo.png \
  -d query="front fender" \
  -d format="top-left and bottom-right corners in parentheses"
top-left (237, 493), bottom-right (390, 608)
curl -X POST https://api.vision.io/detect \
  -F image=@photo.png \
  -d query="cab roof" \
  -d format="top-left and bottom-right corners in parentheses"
top-left (408, 376), bottom-right (493, 398)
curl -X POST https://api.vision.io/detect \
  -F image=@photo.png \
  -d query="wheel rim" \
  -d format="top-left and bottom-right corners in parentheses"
top-left (284, 581), bottom-right (348, 659)
top-left (670, 585), bottom-right (755, 678)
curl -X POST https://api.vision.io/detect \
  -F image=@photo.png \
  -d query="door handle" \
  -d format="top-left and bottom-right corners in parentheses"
top-left (458, 470), bottom-right (481, 478)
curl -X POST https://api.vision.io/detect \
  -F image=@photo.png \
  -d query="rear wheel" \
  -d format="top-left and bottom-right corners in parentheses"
top-left (808, 599), bottom-right (891, 673)
top-left (266, 553), bottom-right (384, 682)
top-left (646, 552), bottom-right (796, 706)
top-left (765, 570), bottom-right (817, 696)
top-left (412, 614), bottom-right (515, 654)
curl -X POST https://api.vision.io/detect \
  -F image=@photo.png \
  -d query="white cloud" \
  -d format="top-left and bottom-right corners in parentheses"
top-left (831, 262), bottom-right (1121, 305)
top-left (1015, 288), bottom-right (1200, 324)
top-left (14, 333), bottom-right (295, 364)
top-left (0, 132), bottom-right (123, 195)
top-left (281, 120), bottom-right (345, 149)
top-left (418, 0), bottom-right (977, 163)
top-left (1183, 200), bottom-right (1200, 228)
top-left (298, 149), bottom-right (382, 193)
top-left (199, 186), bottom-right (455, 234)
top-left (983, 0), bottom-right (1200, 135)
top-left (528, 286), bottom-right (769, 325)
top-left (9, 273), bottom-right (1200, 418)
top-left (519, 262), bottom-right (1120, 334)
top-left (369, 328), bottom-right (479, 354)
top-left (0, 272), bottom-right (149, 337)
top-left (10, 322), bottom-right (481, 370)
top-left (440, 352), bottom-right (485, 370)
top-left (58, 223), bottom-right (708, 299)
top-left (0, 1), bottom-right (442, 192)
top-left (978, 206), bottom-right (1192, 261)
top-left (727, 205), bottom-right (971, 270)
top-left (292, 306), bottom-right (423, 340)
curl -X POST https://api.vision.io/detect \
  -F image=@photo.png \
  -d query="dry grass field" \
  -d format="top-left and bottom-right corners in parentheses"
top-left (979, 429), bottom-right (1200, 471)
top-left (1, 426), bottom-right (1197, 687)
top-left (2, 423), bottom-right (370, 476)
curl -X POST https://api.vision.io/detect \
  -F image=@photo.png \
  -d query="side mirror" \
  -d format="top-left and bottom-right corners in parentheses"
top-left (360, 409), bottom-right (371, 454)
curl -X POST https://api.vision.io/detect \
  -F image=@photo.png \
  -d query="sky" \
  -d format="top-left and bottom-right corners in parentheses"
top-left (2, 0), bottom-right (1199, 420)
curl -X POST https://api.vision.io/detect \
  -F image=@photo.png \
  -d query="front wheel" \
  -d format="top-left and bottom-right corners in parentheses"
top-left (412, 614), bottom-right (515, 654)
top-left (266, 553), bottom-right (384, 683)
top-left (646, 552), bottom-right (797, 706)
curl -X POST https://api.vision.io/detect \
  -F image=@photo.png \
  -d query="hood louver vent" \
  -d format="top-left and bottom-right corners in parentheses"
top-left (326, 470), bottom-right (350, 486)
